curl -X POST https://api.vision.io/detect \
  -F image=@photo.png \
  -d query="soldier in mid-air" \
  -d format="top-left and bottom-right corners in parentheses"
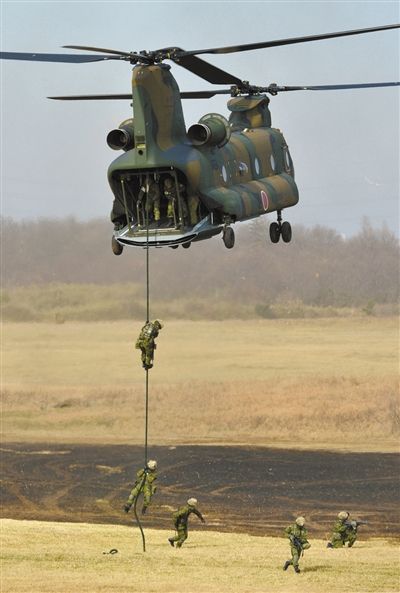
top-left (327, 511), bottom-right (366, 548)
top-left (168, 498), bottom-right (205, 548)
top-left (283, 516), bottom-right (311, 574)
top-left (124, 459), bottom-right (158, 515)
top-left (135, 320), bottom-right (163, 370)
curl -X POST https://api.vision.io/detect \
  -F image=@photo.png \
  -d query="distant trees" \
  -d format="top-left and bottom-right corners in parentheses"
top-left (1, 216), bottom-right (398, 307)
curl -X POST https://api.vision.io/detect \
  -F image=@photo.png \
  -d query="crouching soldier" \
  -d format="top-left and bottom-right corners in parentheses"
top-left (283, 516), bottom-right (311, 574)
top-left (124, 459), bottom-right (157, 515)
top-left (168, 498), bottom-right (205, 548)
top-left (135, 320), bottom-right (163, 370)
top-left (327, 511), bottom-right (366, 548)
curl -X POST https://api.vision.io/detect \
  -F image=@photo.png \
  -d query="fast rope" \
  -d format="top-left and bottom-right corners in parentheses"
top-left (132, 173), bottom-right (151, 553)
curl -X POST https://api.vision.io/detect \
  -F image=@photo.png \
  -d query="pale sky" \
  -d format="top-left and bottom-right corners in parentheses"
top-left (1, 0), bottom-right (399, 235)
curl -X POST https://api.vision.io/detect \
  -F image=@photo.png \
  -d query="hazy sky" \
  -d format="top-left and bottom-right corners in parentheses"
top-left (1, 1), bottom-right (399, 236)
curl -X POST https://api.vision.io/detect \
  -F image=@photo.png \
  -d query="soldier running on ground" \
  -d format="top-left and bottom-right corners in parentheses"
top-left (283, 516), bottom-right (311, 574)
top-left (124, 460), bottom-right (158, 515)
top-left (168, 498), bottom-right (205, 548)
top-left (135, 320), bottom-right (163, 370)
top-left (327, 511), bottom-right (366, 548)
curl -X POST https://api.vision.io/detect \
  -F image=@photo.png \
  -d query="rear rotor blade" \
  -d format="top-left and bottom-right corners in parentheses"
top-left (48, 94), bottom-right (133, 100)
top-left (48, 89), bottom-right (233, 100)
top-left (180, 89), bottom-right (232, 99)
top-left (180, 23), bottom-right (400, 57)
top-left (0, 51), bottom-right (124, 63)
top-left (265, 81), bottom-right (400, 92)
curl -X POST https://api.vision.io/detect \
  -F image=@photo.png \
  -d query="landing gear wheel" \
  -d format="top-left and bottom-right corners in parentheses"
top-left (170, 245), bottom-right (179, 249)
top-left (269, 222), bottom-right (280, 243)
top-left (281, 221), bottom-right (292, 243)
top-left (182, 242), bottom-right (191, 249)
top-left (223, 226), bottom-right (235, 249)
top-left (112, 236), bottom-right (124, 255)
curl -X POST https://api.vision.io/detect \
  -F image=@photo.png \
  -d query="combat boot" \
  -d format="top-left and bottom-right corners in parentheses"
top-left (294, 566), bottom-right (301, 574)
top-left (326, 542), bottom-right (333, 548)
top-left (168, 538), bottom-right (174, 547)
top-left (283, 561), bottom-right (291, 571)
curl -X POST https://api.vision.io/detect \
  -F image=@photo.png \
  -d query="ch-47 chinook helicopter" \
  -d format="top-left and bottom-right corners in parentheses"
top-left (2, 24), bottom-right (399, 253)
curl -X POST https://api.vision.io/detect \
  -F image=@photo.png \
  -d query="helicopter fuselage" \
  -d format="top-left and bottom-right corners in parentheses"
top-left (108, 64), bottom-right (299, 248)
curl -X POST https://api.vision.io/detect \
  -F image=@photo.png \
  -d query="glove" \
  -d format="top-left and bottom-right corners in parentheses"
top-left (141, 507), bottom-right (147, 515)
top-left (123, 504), bottom-right (130, 513)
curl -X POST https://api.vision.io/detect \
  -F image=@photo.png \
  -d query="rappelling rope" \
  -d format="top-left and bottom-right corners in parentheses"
top-left (132, 174), bottom-right (151, 553)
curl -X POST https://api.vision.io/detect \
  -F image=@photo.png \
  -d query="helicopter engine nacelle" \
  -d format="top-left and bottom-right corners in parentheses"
top-left (107, 118), bottom-right (135, 151)
top-left (188, 113), bottom-right (230, 148)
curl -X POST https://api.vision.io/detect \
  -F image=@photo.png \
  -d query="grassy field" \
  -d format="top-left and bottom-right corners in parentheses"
top-left (2, 318), bottom-right (399, 450)
top-left (1, 519), bottom-right (399, 593)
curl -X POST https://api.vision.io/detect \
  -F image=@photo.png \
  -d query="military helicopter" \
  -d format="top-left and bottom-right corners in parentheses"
top-left (2, 24), bottom-right (399, 253)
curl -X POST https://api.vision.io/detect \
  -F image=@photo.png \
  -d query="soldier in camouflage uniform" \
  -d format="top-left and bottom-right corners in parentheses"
top-left (135, 320), bottom-right (163, 370)
top-left (283, 516), bottom-right (311, 573)
top-left (138, 179), bottom-right (161, 224)
top-left (163, 177), bottom-right (188, 226)
top-left (327, 511), bottom-right (358, 548)
top-left (124, 459), bottom-right (157, 515)
top-left (168, 498), bottom-right (205, 548)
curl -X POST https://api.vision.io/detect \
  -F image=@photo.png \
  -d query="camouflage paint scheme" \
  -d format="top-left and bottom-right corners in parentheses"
top-left (108, 64), bottom-right (298, 246)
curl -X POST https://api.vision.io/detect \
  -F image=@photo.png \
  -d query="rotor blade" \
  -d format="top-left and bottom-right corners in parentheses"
top-left (48, 90), bottom-right (232, 100)
top-left (48, 94), bottom-right (133, 100)
top-left (180, 23), bottom-right (400, 57)
top-left (160, 48), bottom-right (242, 85)
top-left (266, 82), bottom-right (400, 92)
top-left (0, 51), bottom-right (123, 64)
top-left (180, 89), bottom-right (232, 99)
top-left (63, 45), bottom-right (147, 63)
top-left (63, 45), bottom-right (131, 57)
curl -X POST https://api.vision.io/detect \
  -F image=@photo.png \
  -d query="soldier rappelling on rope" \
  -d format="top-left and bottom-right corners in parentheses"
top-left (135, 320), bottom-right (163, 370)
top-left (124, 460), bottom-right (158, 515)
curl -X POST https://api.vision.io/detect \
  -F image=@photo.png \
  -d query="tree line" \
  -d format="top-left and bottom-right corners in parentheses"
top-left (1, 216), bottom-right (398, 307)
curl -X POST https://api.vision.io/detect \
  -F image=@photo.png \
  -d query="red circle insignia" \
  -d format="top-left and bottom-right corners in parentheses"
top-left (260, 190), bottom-right (269, 211)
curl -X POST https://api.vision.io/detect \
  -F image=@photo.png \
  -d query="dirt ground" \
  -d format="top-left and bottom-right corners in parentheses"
top-left (1, 443), bottom-right (399, 538)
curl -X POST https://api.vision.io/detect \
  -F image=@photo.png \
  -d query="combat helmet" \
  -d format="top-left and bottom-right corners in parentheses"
top-left (295, 516), bottom-right (305, 527)
top-left (187, 498), bottom-right (198, 507)
top-left (338, 511), bottom-right (349, 520)
top-left (154, 319), bottom-right (164, 329)
top-left (147, 459), bottom-right (157, 470)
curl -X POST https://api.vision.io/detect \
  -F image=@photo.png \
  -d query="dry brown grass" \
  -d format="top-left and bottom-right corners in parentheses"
top-left (1, 519), bottom-right (399, 593)
top-left (2, 319), bottom-right (399, 451)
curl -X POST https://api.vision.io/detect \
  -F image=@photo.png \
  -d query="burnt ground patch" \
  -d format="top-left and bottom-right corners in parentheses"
top-left (1, 444), bottom-right (399, 537)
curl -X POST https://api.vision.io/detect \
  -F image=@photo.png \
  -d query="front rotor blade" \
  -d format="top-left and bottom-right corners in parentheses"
top-left (0, 51), bottom-right (123, 63)
top-left (63, 45), bottom-right (147, 63)
top-left (267, 81), bottom-right (400, 92)
top-left (180, 23), bottom-right (400, 57)
top-left (162, 48), bottom-right (242, 85)
top-left (63, 45), bottom-right (131, 57)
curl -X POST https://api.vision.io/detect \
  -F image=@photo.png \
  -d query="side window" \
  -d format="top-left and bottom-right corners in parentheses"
top-left (283, 146), bottom-right (292, 174)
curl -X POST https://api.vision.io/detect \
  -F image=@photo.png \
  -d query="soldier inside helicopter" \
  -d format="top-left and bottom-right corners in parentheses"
top-left (111, 171), bottom-right (200, 232)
